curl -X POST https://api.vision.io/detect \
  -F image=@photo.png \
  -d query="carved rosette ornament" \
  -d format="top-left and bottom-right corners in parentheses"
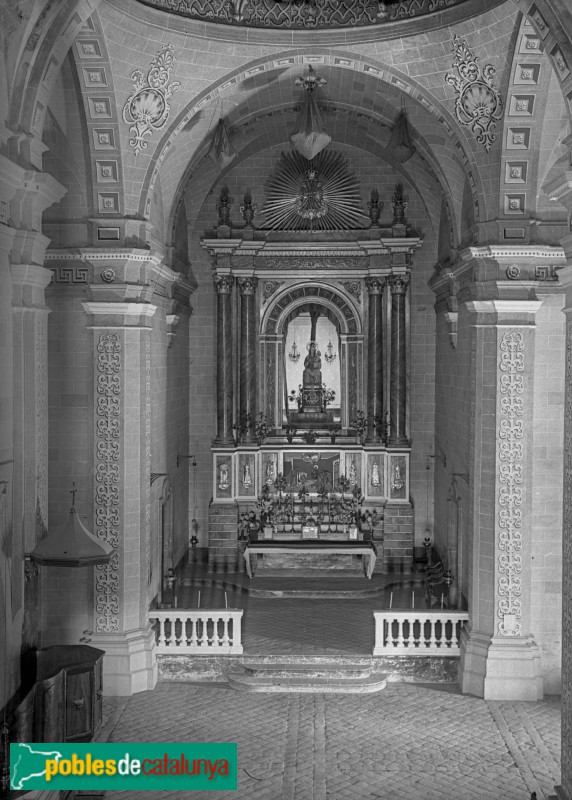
top-left (496, 331), bottom-right (524, 636)
top-left (123, 44), bottom-right (181, 157)
top-left (95, 332), bottom-right (121, 632)
top-left (445, 35), bottom-right (503, 152)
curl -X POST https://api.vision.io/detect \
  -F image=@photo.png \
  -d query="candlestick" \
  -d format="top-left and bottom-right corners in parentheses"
top-left (225, 592), bottom-right (228, 609)
top-left (389, 592), bottom-right (393, 609)
top-left (174, 596), bottom-right (178, 609)
top-left (441, 594), bottom-right (444, 610)
top-left (412, 590), bottom-right (414, 609)
top-left (198, 590), bottom-right (201, 609)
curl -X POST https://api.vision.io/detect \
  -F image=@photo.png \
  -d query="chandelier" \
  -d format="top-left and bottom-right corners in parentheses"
top-left (324, 341), bottom-right (336, 364)
top-left (290, 65), bottom-right (331, 160)
top-left (288, 342), bottom-right (301, 363)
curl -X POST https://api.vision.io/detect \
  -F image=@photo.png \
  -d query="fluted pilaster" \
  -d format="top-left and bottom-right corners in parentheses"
top-left (388, 275), bottom-right (409, 446)
top-left (214, 274), bottom-right (235, 446)
top-left (365, 277), bottom-right (384, 444)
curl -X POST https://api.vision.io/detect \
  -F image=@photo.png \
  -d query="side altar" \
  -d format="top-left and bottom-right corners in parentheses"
top-left (202, 157), bottom-right (421, 574)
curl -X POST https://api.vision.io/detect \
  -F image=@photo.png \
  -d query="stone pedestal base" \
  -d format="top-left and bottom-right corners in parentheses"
top-left (460, 628), bottom-right (543, 700)
top-left (93, 625), bottom-right (157, 696)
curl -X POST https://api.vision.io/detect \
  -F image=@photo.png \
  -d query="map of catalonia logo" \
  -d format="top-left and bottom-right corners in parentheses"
top-left (10, 742), bottom-right (238, 791)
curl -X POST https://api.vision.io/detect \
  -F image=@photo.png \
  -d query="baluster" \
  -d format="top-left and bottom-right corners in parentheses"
top-left (190, 616), bottom-right (198, 648)
top-left (175, 616), bottom-right (182, 647)
top-left (428, 617), bottom-right (437, 650)
top-left (222, 615), bottom-right (230, 647)
top-left (233, 612), bottom-right (242, 650)
top-left (412, 616), bottom-right (420, 648)
top-left (158, 617), bottom-right (166, 648)
top-left (200, 615), bottom-right (209, 647)
top-left (397, 618), bottom-right (405, 649)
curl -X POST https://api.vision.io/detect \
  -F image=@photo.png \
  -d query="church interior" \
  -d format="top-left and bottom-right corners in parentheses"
top-left (1, 0), bottom-right (572, 797)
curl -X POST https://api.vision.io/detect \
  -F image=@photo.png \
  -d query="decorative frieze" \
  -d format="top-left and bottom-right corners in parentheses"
top-left (95, 332), bottom-right (121, 633)
top-left (496, 331), bottom-right (524, 637)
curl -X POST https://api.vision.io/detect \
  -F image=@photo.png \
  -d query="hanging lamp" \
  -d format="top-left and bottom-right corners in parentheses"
top-left (28, 484), bottom-right (113, 568)
top-left (208, 118), bottom-right (237, 168)
top-left (290, 65), bottom-right (331, 160)
top-left (384, 107), bottom-right (416, 164)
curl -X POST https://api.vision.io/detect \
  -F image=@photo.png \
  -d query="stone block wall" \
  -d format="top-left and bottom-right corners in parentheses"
top-left (383, 504), bottom-right (414, 572)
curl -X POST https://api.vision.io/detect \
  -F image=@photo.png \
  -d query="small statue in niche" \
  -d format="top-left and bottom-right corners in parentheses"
top-left (218, 462), bottom-right (229, 490)
top-left (348, 460), bottom-right (357, 486)
top-left (392, 181), bottom-right (408, 225)
top-left (240, 190), bottom-right (256, 228)
top-left (265, 458), bottom-right (276, 485)
top-left (242, 463), bottom-right (252, 489)
top-left (303, 341), bottom-right (322, 387)
top-left (217, 185), bottom-right (231, 226)
top-left (392, 464), bottom-right (404, 491)
top-left (371, 462), bottom-right (381, 487)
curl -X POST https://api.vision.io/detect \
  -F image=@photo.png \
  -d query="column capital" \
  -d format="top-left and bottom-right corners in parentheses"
top-left (464, 299), bottom-right (543, 324)
top-left (11, 264), bottom-right (54, 309)
top-left (214, 274), bottom-right (234, 294)
top-left (365, 277), bottom-right (385, 295)
top-left (11, 171), bottom-right (66, 232)
top-left (237, 276), bottom-right (258, 295)
top-left (82, 301), bottom-right (158, 328)
top-left (388, 274), bottom-right (409, 295)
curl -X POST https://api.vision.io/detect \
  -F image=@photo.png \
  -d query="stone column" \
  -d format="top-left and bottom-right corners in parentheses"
top-left (238, 277), bottom-right (258, 443)
top-left (460, 298), bottom-right (543, 701)
top-left (388, 275), bottom-right (409, 446)
top-left (556, 258), bottom-right (572, 800)
top-left (83, 252), bottom-right (159, 696)
top-left (214, 274), bottom-right (235, 446)
top-left (365, 278), bottom-right (384, 444)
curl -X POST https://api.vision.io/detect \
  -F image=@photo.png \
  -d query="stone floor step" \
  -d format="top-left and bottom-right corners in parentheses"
top-left (227, 672), bottom-right (387, 693)
top-left (243, 661), bottom-right (372, 678)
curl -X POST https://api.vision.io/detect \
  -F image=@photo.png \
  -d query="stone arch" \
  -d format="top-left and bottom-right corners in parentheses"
top-left (261, 281), bottom-right (362, 337)
top-left (141, 49), bottom-right (486, 242)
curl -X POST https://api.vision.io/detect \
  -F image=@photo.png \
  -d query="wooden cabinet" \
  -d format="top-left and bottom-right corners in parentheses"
top-left (30, 645), bottom-right (104, 743)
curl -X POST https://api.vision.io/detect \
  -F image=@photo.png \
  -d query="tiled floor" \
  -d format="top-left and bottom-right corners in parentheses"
top-left (100, 684), bottom-right (561, 800)
top-left (98, 567), bottom-right (562, 800)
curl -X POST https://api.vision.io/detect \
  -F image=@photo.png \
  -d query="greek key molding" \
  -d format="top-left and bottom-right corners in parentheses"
top-left (95, 331), bottom-right (121, 633)
top-left (496, 330), bottom-right (524, 636)
top-left (122, 44), bottom-right (180, 156)
top-left (445, 35), bottom-right (503, 152)
top-left (50, 266), bottom-right (89, 283)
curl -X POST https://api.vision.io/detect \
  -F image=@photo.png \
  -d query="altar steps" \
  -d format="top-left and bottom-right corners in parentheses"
top-left (227, 661), bottom-right (387, 693)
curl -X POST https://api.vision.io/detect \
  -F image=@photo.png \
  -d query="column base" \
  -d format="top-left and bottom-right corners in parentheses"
top-left (460, 628), bottom-right (543, 699)
top-left (92, 624), bottom-right (157, 696)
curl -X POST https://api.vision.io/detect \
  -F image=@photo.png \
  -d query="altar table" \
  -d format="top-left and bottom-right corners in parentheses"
top-left (243, 540), bottom-right (377, 579)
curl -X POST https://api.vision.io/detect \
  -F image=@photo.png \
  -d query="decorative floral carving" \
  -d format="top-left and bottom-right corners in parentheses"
top-left (144, 337), bottom-right (151, 611)
top-left (341, 280), bottom-right (362, 302)
top-left (562, 320), bottom-right (572, 793)
top-left (445, 35), bottom-right (503, 152)
top-left (95, 332), bottom-right (121, 633)
top-left (137, 0), bottom-right (464, 30)
top-left (35, 316), bottom-right (48, 538)
top-left (122, 44), bottom-right (180, 156)
top-left (506, 264), bottom-right (521, 280)
top-left (100, 268), bottom-right (116, 283)
top-left (496, 331), bottom-right (524, 637)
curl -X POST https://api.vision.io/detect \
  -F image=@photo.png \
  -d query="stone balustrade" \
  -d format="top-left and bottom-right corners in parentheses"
top-left (373, 610), bottom-right (468, 656)
top-left (149, 609), bottom-right (244, 654)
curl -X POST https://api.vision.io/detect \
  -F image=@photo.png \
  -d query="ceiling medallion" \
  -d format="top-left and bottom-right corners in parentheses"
top-left (262, 150), bottom-right (368, 231)
top-left (135, 0), bottom-right (476, 30)
top-left (445, 35), bottom-right (503, 153)
top-left (122, 44), bottom-right (181, 157)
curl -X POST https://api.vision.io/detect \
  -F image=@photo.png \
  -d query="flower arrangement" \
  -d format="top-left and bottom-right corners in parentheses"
top-left (254, 412), bottom-right (270, 445)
